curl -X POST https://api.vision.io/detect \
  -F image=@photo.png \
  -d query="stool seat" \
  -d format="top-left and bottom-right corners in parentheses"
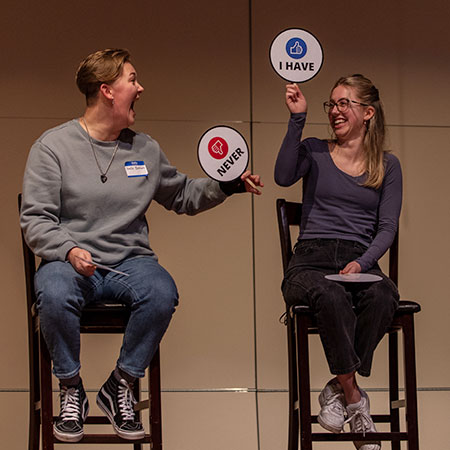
top-left (395, 300), bottom-right (421, 314)
top-left (292, 300), bottom-right (421, 316)
top-left (80, 303), bottom-right (131, 330)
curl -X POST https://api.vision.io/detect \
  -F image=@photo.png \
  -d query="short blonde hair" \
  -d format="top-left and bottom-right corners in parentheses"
top-left (76, 48), bottom-right (130, 104)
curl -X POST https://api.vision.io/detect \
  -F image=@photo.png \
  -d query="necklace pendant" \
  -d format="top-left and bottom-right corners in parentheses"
top-left (101, 175), bottom-right (107, 183)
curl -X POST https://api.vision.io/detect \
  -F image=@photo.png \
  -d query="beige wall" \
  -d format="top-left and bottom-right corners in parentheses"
top-left (1, 0), bottom-right (449, 448)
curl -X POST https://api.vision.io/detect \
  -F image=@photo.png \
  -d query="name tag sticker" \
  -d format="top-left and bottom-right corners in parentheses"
top-left (124, 161), bottom-right (148, 177)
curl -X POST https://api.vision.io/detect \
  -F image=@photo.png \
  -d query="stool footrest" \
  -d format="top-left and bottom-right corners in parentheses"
top-left (310, 414), bottom-right (393, 424)
top-left (135, 399), bottom-right (150, 411)
top-left (55, 434), bottom-right (152, 444)
top-left (391, 399), bottom-right (406, 409)
top-left (83, 417), bottom-right (111, 425)
top-left (312, 432), bottom-right (408, 442)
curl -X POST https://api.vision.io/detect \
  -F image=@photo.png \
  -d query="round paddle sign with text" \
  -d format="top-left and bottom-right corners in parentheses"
top-left (197, 126), bottom-right (249, 182)
top-left (270, 28), bottom-right (324, 83)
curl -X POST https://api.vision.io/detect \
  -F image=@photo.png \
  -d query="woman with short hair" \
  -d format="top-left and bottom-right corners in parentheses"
top-left (21, 48), bottom-right (262, 442)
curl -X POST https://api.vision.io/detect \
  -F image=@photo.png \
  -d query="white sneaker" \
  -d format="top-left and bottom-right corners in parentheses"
top-left (317, 379), bottom-right (346, 433)
top-left (346, 389), bottom-right (381, 450)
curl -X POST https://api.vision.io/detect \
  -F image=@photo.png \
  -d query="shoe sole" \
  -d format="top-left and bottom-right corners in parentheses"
top-left (96, 395), bottom-right (145, 440)
top-left (354, 442), bottom-right (381, 450)
top-left (317, 414), bottom-right (343, 434)
top-left (53, 426), bottom-right (84, 443)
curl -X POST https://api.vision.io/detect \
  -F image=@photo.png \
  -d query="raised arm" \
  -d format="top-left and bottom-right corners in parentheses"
top-left (275, 84), bottom-right (312, 186)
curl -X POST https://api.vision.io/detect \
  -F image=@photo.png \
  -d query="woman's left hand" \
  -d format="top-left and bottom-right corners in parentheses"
top-left (340, 261), bottom-right (362, 274)
top-left (241, 170), bottom-right (264, 195)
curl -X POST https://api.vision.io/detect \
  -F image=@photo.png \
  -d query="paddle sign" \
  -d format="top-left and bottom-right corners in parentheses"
top-left (325, 273), bottom-right (383, 283)
top-left (270, 28), bottom-right (324, 83)
top-left (197, 126), bottom-right (249, 182)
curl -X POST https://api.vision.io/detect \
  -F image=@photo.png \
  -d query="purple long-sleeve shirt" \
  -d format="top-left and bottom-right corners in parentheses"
top-left (274, 113), bottom-right (402, 272)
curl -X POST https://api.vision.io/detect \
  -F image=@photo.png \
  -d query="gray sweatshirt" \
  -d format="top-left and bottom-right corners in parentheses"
top-left (20, 119), bottom-right (227, 265)
top-left (275, 113), bottom-right (402, 271)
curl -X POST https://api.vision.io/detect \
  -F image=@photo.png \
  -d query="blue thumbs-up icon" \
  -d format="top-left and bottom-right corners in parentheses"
top-left (286, 38), bottom-right (307, 59)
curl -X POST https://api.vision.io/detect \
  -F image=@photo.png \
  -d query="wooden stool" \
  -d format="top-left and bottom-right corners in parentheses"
top-left (19, 194), bottom-right (162, 450)
top-left (276, 198), bottom-right (420, 450)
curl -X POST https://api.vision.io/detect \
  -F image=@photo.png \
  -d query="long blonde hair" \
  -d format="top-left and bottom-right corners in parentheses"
top-left (332, 74), bottom-right (387, 189)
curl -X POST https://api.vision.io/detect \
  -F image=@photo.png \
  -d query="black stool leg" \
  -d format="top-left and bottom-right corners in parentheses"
top-left (150, 348), bottom-right (162, 450)
top-left (39, 330), bottom-right (54, 450)
top-left (389, 332), bottom-right (401, 450)
top-left (29, 324), bottom-right (40, 450)
top-left (402, 315), bottom-right (419, 450)
top-left (296, 314), bottom-right (312, 450)
top-left (133, 379), bottom-right (142, 450)
top-left (287, 315), bottom-right (299, 450)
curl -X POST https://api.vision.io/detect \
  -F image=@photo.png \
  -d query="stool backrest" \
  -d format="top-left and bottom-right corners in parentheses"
top-left (276, 198), bottom-right (399, 285)
top-left (18, 194), bottom-right (38, 313)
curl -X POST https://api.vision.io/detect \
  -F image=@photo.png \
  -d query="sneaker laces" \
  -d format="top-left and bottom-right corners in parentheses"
top-left (117, 381), bottom-right (137, 421)
top-left (59, 387), bottom-right (81, 422)
top-left (344, 408), bottom-right (373, 437)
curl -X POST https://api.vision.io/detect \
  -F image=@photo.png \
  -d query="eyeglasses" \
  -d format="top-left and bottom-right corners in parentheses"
top-left (323, 98), bottom-right (369, 114)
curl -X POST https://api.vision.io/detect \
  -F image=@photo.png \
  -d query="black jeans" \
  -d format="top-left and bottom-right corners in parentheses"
top-left (282, 239), bottom-right (399, 377)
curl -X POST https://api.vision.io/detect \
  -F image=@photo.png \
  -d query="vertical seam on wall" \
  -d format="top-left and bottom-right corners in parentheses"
top-left (248, 1), bottom-right (261, 449)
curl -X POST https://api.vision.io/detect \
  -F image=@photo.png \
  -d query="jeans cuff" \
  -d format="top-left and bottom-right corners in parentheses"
top-left (116, 362), bottom-right (145, 379)
top-left (54, 364), bottom-right (81, 380)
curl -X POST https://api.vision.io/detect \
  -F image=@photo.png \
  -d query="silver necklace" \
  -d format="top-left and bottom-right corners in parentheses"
top-left (81, 117), bottom-right (119, 183)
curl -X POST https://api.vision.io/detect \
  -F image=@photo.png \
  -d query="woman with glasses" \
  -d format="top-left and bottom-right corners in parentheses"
top-left (275, 75), bottom-right (402, 450)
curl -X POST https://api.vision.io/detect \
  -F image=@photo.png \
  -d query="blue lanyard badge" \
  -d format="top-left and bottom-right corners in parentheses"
top-left (124, 161), bottom-right (148, 177)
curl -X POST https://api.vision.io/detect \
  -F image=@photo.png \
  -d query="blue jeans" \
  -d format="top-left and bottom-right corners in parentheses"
top-left (35, 256), bottom-right (179, 379)
top-left (282, 239), bottom-right (399, 377)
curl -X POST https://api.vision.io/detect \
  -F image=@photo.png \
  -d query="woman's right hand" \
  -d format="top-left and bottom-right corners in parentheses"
top-left (285, 83), bottom-right (307, 114)
top-left (67, 247), bottom-right (96, 277)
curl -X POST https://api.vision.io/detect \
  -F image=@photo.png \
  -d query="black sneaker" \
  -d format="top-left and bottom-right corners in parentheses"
top-left (96, 371), bottom-right (145, 440)
top-left (54, 380), bottom-right (89, 442)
